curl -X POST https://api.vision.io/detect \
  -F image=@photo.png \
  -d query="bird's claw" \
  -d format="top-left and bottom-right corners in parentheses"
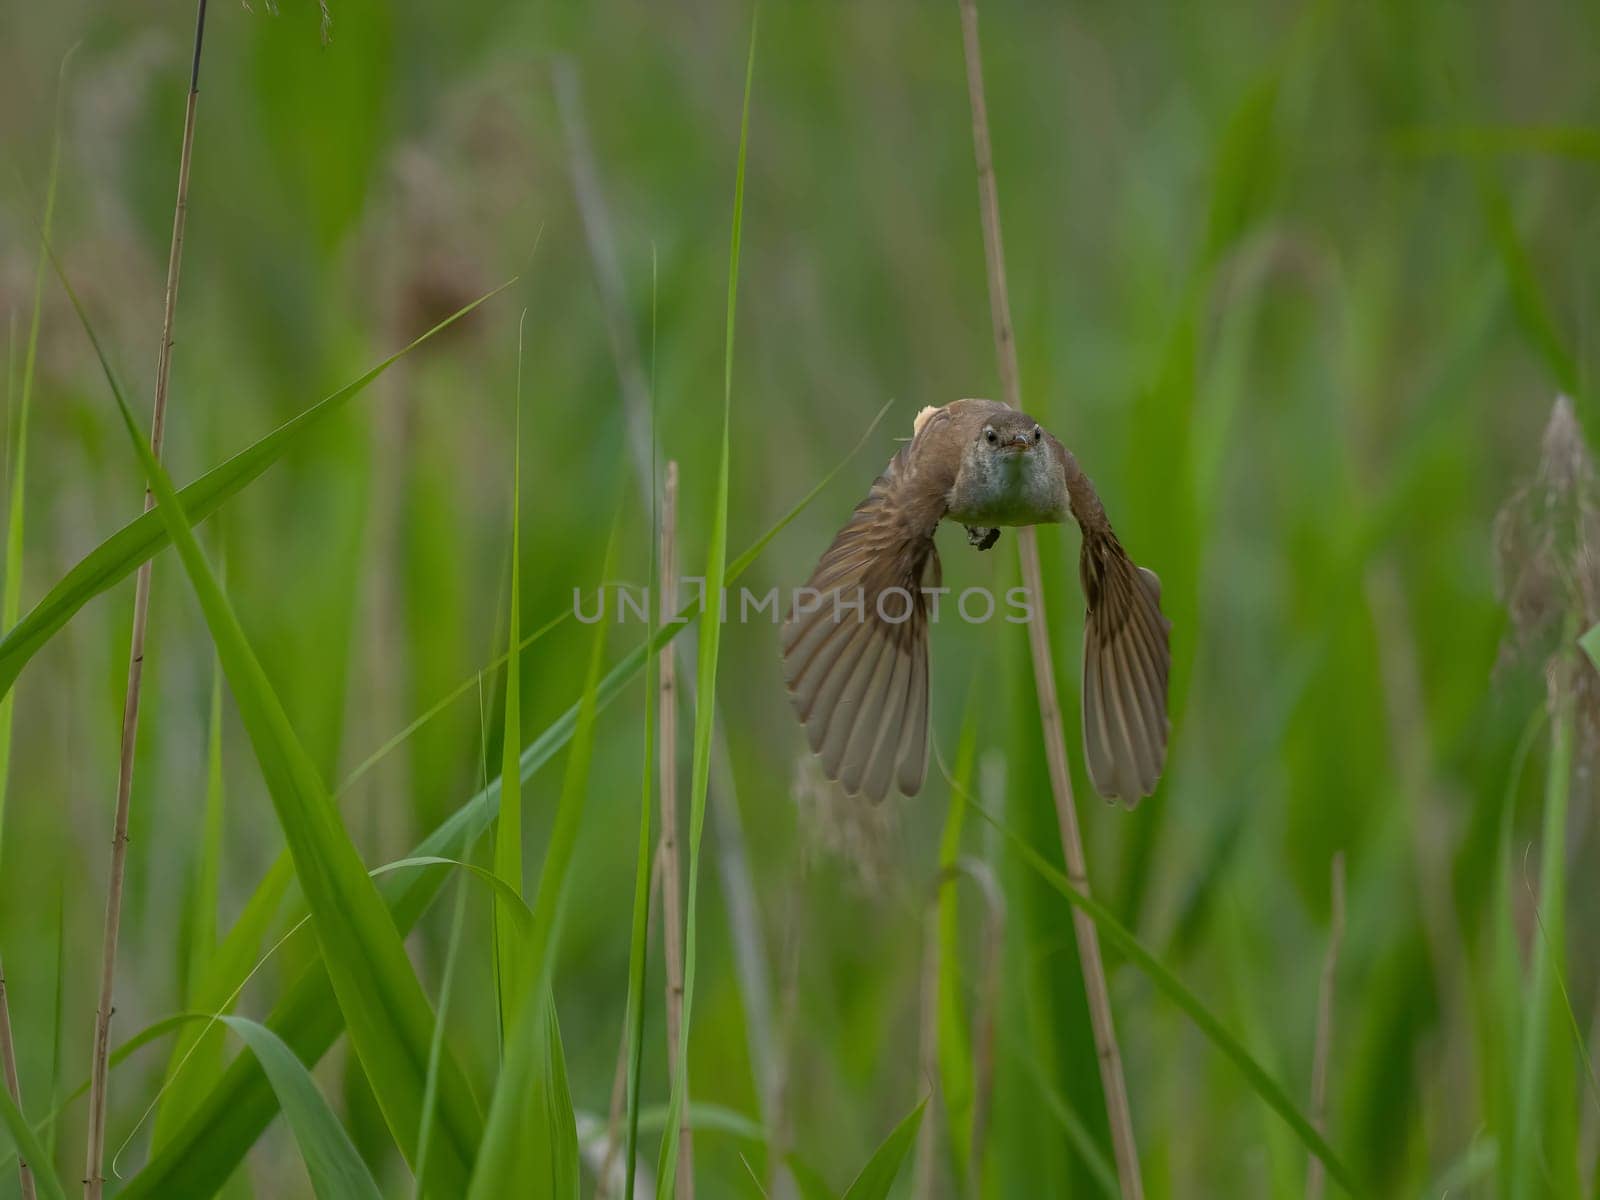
top-left (966, 525), bottom-right (1000, 551)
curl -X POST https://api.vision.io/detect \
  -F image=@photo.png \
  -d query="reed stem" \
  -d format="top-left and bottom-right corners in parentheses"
top-left (84, 4), bottom-right (208, 1194)
top-left (955, 1), bottom-right (1142, 1192)
top-left (659, 461), bottom-right (693, 1198)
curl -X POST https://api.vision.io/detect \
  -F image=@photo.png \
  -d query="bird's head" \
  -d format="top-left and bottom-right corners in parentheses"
top-left (977, 413), bottom-right (1044, 459)
top-left (948, 407), bottom-right (1064, 527)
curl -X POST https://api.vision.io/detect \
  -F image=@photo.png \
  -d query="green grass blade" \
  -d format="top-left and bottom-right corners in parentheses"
top-left (414, 873), bottom-right (470, 1200)
top-left (965, 800), bottom-right (1365, 1196)
top-left (151, 649), bottom-right (229, 1148)
top-left (0, 1011), bottom-right (227, 1175)
top-left (493, 313), bottom-right (528, 1044)
top-left (1011, 1036), bottom-right (1119, 1198)
top-left (118, 405), bottom-right (874, 1197)
top-left (537, 995), bottom-right (581, 1198)
top-left (526, 509), bottom-right (618, 1000)
top-left (0, 1084), bottom-right (63, 1200)
top-left (544, 1000), bottom-right (580, 1197)
top-left (469, 989), bottom-right (580, 1199)
top-left (657, 16), bottom-right (755, 1196)
top-left (151, 852), bottom-right (293, 1150)
top-left (935, 717), bottom-right (979, 1176)
top-left (218, 1016), bottom-right (383, 1200)
top-left (785, 1155), bottom-right (834, 1200)
top-left (841, 1098), bottom-right (927, 1200)
top-left (0, 279), bottom-right (515, 703)
top-left (0, 54), bottom-right (62, 1200)
top-left (0, 52), bottom-right (64, 844)
top-left (1486, 715), bottom-right (1542, 1187)
top-left (1511, 637), bottom-right (1580, 1199)
top-left (373, 857), bottom-right (533, 935)
top-left (471, 516), bottom-right (616, 1197)
top-left (192, 649), bottom-right (226, 998)
top-left (623, 247), bottom-right (660, 1200)
top-left (0, 853), bottom-right (530, 1186)
top-left (3, 1009), bottom-right (382, 1200)
top-left (628, 1102), bottom-right (766, 1144)
top-left (54, 255), bottom-right (484, 1194)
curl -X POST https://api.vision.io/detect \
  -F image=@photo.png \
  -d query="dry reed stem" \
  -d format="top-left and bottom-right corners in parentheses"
top-left (659, 460), bottom-right (693, 1198)
top-left (84, 3), bottom-right (207, 1194)
top-left (1306, 852), bottom-right (1345, 1200)
top-left (0, 961), bottom-right (34, 1199)
top-left (955, 1), bottom-right (1142, 1193)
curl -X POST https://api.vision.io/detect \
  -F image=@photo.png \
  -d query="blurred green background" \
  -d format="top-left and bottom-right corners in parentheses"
top-left (0, 0), bottom-right (1597, 1195)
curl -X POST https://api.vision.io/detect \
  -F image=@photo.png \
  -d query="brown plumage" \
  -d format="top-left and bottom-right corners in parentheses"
top-left (782, 399), bottom-right (1170, 805)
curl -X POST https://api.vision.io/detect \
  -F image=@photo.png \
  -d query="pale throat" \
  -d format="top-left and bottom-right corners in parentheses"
top-left (947, 450), bottom-right (1065, 527)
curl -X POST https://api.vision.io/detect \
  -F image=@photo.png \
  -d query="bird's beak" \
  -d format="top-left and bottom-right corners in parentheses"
top-left (1004, 434), bottom-right (1032, 453)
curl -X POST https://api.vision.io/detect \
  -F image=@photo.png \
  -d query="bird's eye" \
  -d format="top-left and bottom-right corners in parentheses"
top-left (1033, 425), bottom-right (1042, 443)
top-left (984, 428), bottom-right (997, 445)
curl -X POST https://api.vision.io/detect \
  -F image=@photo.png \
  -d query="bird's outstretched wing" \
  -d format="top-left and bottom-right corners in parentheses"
top-left (1053, 435), bottom-right (1172, 804)
top-left (782, 438), bottom-right (947, 802)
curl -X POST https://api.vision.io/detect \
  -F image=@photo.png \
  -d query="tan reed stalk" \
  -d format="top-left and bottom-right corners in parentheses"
top-left (0, 961), bottom-right (33, 1199)
top-left (1306, 852), bottom-right (1346, 1200)
top-left (84, 3), bottom-right (208, 1194)
top-left (658, 460), bottom-right (693, 1198)
top-left (955, 1), bottom-right (1142, 1193)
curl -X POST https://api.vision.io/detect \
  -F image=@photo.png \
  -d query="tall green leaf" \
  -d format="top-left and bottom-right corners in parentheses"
top-left (217, 1016), bottom-right (383, 1200)
top-left (841, 1099), bottom-right (927, 1200)
top-left (935, 718), bottom-right (979, 1177)
top-left (151, 649), bottom-right (233, 1147)
top-left (152, 853), bottom-right (294, 1150)
top-left (0, 854), bottom-right (531, 1186)
top-left (0, 1084), bottom-right (63, 1200)
top-left (469, 989), bottom-right (580, 1200)
top-left (657, 16), bottom-right (756, 1196)
top-left (413, 872), bottom-right (469, 1200)
top-left (0, 47), bottom-right (64, 838)
top-left (493, 313), bottom-right (528, 1042)
top-left (469, 514), bottom-right (618, 1197)
top-left (54, 256), bottom-right (484, 1194)
top-left (1511, 636), bottom-right (1580, 1199)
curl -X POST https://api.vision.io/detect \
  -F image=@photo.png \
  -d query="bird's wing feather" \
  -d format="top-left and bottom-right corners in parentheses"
top-left (1077, 516), bottom-right (1171, 805)
top-left (1047, 432), bottom-right (1172, 804)
top-left (782, 436), bottom-right (946, 802)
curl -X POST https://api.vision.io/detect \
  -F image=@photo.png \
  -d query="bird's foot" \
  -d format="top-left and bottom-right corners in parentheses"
top-left (966, 525), bottom-right (1000, 551)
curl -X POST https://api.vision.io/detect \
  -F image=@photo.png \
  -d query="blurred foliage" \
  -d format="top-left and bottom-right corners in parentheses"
top-left (0, 0), bottom-right (1597, 1195)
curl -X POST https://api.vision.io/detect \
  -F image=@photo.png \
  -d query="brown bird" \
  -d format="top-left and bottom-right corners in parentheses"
top-left (781, 399), bottom-right (1170, 804)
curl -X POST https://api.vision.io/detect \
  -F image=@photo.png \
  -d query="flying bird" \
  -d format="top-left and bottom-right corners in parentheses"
top-left (782, 398), bottom-right (1170, 805)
